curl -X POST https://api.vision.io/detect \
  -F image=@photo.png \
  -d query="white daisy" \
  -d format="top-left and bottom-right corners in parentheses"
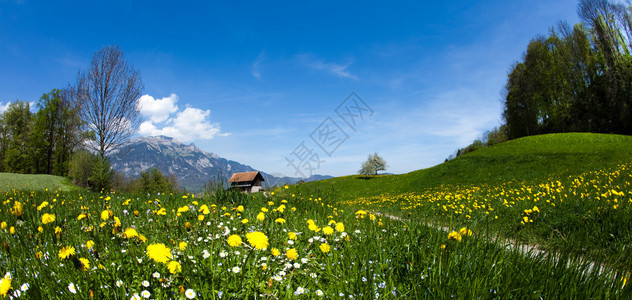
top-left (68, 282), bottom-right (78, 294)
top-left (185, 289), bottom-right (197, 299)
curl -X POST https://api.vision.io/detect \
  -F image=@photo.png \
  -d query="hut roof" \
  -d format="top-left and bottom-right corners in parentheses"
top-left (228, 171), bottom-right (264, 183)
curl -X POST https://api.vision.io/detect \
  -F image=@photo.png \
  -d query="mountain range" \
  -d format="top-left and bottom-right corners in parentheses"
top-left (108, 136), bottom-right (331, 192)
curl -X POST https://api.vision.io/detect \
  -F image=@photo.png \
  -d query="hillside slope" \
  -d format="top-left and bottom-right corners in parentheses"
top-left (301, 133), bottom-right (632, 200)
top-left (0, 173), bottom-right (80, 192)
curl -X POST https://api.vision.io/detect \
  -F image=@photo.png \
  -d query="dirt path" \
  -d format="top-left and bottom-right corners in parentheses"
top-left (379, 212), bottom-right (612, 276)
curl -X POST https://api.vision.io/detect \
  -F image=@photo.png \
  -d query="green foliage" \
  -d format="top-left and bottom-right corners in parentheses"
top-left (449, 125), bottom-right (509, 160)
top-left (69, 150), bottom-right (114, 192)
top-left (68, 150), bottom-right (95, 188)
top-left (2, 101), bottom-right (33, 174)
top-left (503, 0), bottom-right (632, 138)
top-left (89, 156), bottom-right (113, 192)
top-left (136, 167), bottom-right (178, 195)
top-left (32, 88), bottom-right (83, 176)
top-left (0, 90), bottom-right (82, 176)
top-left (203, 178), bottom-right (249, 206)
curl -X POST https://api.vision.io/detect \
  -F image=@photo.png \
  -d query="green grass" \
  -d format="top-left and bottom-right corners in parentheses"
top-left (301, 133), bottom-right (632, 201)
top-left (0, 189), bottom-right (628, 298)
top-left (1, 133), bottom-right (630, 297)
top-left (0, 173), bottom-right (80, 192)
top-left (289, 133), bottom-right (632, 271)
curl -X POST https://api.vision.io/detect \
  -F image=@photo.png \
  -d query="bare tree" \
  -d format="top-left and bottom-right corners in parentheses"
top-left (74, 45), bottom-right (143, 158)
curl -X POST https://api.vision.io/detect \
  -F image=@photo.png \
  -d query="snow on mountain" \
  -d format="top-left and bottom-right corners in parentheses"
top-left (108, 136), bottom-right (331, 192)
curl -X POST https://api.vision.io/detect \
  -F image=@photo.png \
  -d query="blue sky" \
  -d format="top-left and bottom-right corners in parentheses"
top-left (0, 0), bottom-right (580, 177)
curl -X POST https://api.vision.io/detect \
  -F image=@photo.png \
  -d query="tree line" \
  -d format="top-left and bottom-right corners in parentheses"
top-left (452, 0), bottom-right (632, 159)
top-left (0, 45), bottom-right (178, 194)
top-left (504, 0), bottom-right (632, 139)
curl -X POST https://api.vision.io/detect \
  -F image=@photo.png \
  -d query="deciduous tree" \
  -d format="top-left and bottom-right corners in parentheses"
top-left (358, 152), bottom-right (387, 178)
top-left (74, 45), bottom-right (143, 158)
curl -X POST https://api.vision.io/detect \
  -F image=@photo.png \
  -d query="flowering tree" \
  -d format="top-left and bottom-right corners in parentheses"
top-left (358, 152), bottom-right (387, 178)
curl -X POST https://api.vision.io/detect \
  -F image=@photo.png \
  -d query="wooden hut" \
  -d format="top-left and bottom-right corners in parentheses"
top-left (228, 171), bottom-right (265, 193)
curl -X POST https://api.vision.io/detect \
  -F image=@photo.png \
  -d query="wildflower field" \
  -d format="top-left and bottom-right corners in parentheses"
top-left (0, 133), bottom-right (631, 298)
top-left (0, 182), bottom-right (630, 299)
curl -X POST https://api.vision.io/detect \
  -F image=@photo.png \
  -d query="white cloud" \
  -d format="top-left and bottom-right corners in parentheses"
top-left (0, 101), bottom-right (36, 113)
top-left (137, 94), bottom-right (179, 123)
top-left (251, 51), bottom-right (265, 80)
top-left (137, 94), bottom-right (229, 142)
top-left (0, 102), bottom-right (10, 114)
top-left (298, 54), bottom-right (358, 79)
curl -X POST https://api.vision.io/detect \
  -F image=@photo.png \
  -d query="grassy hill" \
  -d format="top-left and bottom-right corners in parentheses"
top-left (300, 133), bottom-right (632, 201)
top-left (287, 133), bottom-right (632, 270)
top-left (0, 173), bottom-right (80, 192)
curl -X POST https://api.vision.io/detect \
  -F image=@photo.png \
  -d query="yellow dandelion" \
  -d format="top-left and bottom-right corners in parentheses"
top-left (37, 201), bottom-right (49, 211)
top-left (79, 258), bottom-right (90, 271)
top-left (286, 248), bottom-right (298, 260)
top-left (447, 231), bottom-right (462, 242)
top-left (0, 273), bottom-right (11, 297)
top-left (123, 227), bottom-right (138, 238)
top-left (100, 210), bottom-right (109, 220)
top-left (41, 213), bottom-right (56, 224)
top-left (237, 205), bottom-right (244, 212)
top-left (459, 227), bottom-right (473, 237)
top-left (227, 235), bottom-right (242, 247)
top-left (58, 246), bottom-right (76, 259)
top-left (167, 260), bottom-right (182, 274)
top-left (11, 201), bottom-right (22, 217)
top-left (319, 243), bottom-right (330, 253)
top-left (271, 248), bottom-right (281, 256)
top-left (198, 205), bottom-right (210, 214)
top-left (275, 218), bottom-right (286, 224)
top-left (242, 219), bottom-right (249, 224)
top-left (246, 232), bottom-right (269, 250)
top-left (86, 240), bottom-right (95, 249)
top-left (146, 243), bottom-right (172, 264)
top-left (335, 222), bottom-right (345, 232)
top-left (257, 212), bottom-right (265, 221)
top-left (179, 241), bottom-right (188, 251)
top-left (322, 226), bottom-right (334, 235)
top-left (288, 232), bottom-right (297, 240)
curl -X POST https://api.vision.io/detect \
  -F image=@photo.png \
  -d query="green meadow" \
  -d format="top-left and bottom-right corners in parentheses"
top-left (0, 133), bottom-right (630, 298)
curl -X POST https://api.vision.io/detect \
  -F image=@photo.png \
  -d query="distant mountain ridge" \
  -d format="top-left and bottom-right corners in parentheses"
top-left (108, 136), bottom-right (331, 192)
